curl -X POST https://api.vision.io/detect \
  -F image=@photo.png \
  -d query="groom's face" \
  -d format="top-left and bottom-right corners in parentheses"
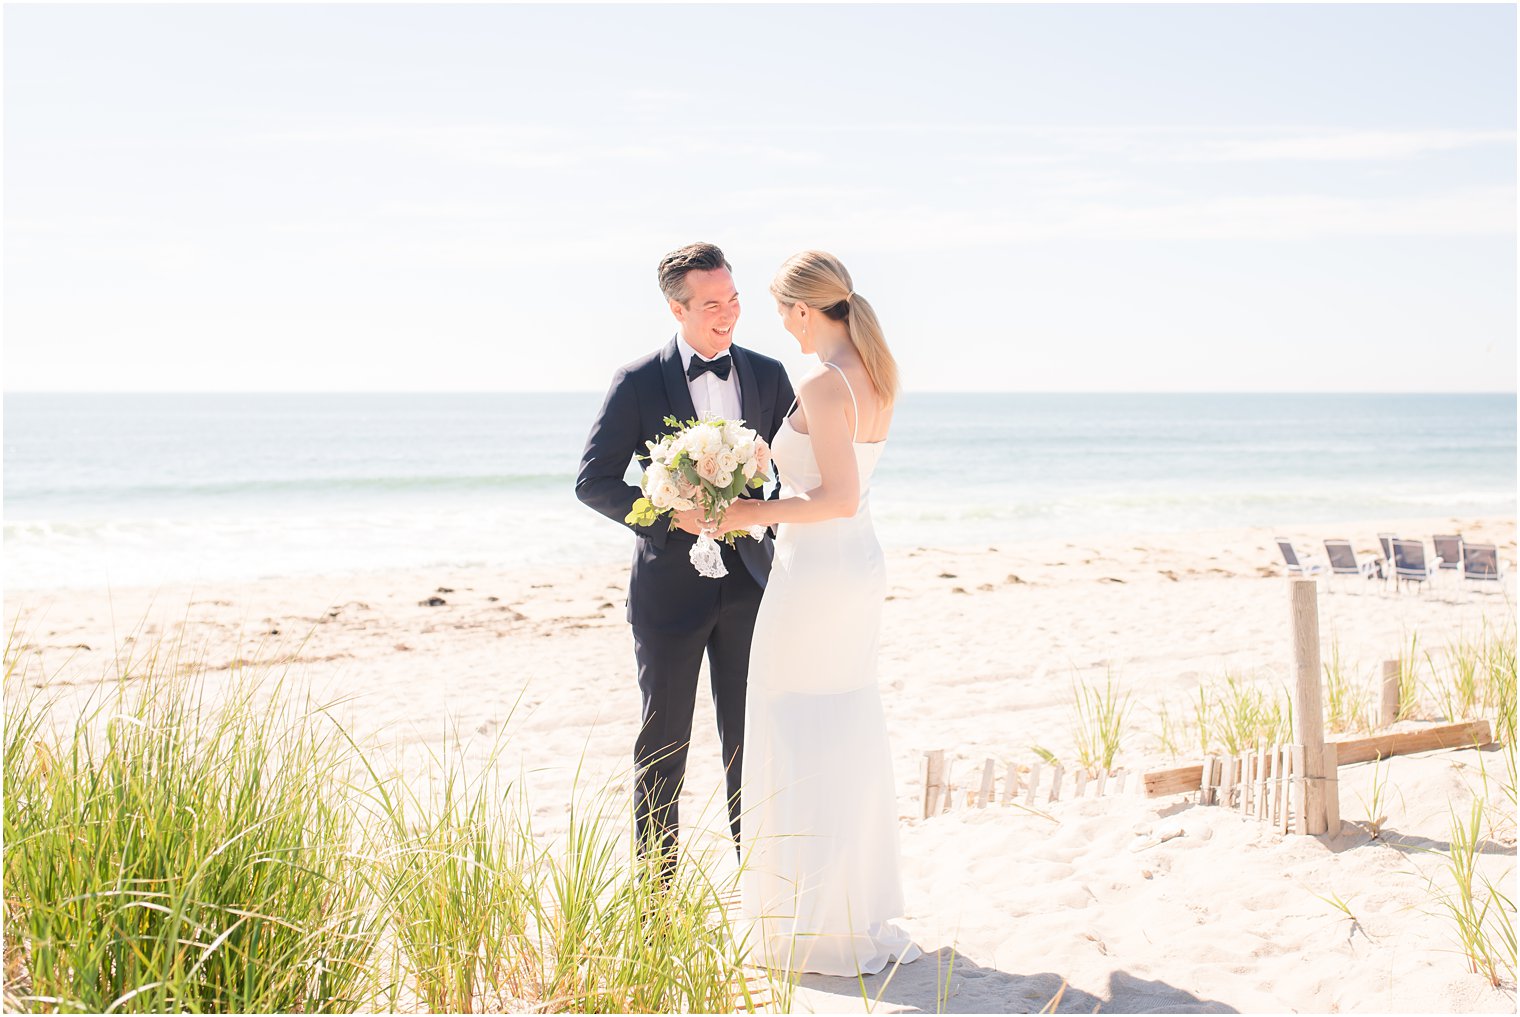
top-left (671, 267), bottom-right (740, 358)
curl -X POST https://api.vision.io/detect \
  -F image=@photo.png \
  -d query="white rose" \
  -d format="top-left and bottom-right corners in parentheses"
top-left (647, 470), bottom-right (678, 508)
top-left (714, 469), bottom-right (733, 488)
top-left (742, 458), bottom-right (758, 480)
top-left (716, 449), bottom-right (738, 473)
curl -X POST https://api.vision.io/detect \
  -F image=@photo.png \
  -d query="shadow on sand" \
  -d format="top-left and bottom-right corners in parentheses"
top-left (796, 947), bottom-right (1238, 1014)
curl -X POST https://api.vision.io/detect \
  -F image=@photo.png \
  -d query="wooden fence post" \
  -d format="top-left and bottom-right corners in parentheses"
top-left (977, 759), bottom-right (996, 809)
top-left (1255, 746), bottom-right (1269, 821)
top-left (1380, 659), bottom-right (1400, 729)
top-left (1323, 742), bottom-right (1341, 837)
top-left (923, 750), bottom-right (944, 819)
top-left (1278, 745), bottom-right (1294, 835)
top-left (1269, 745), bottom-right (1284, 826)
top-left (1290, 744), bottom-right (1309, 835)
top-left (1291, 578), bottom-right (1328, 835)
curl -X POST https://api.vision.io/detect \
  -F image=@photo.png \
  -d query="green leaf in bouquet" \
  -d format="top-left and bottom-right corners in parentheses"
top-left (679, 462), bottom-right (701, 487)
top-left (624, 497), bottom-right (662, 528)
top-left (748, 476), bottom-right (766, 489)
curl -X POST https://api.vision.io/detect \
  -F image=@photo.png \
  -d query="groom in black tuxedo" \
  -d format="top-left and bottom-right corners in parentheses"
top-left (576, 242), bottom-right (795, 873)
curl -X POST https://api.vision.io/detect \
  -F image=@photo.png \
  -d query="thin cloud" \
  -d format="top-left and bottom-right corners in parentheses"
top-left (748, 185), bottom-right (1515, 251)
top-left (1172, 129), bottom-right (1517, 163)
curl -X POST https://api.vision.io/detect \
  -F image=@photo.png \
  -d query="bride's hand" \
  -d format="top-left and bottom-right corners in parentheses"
top-left (672, 507), bottom-right (707, 535)
top-left (720, 499), bottom-right (756, 531)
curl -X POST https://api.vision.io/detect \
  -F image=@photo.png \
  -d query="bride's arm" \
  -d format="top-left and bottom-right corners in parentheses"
top-left (723, 370), bottom-right (859, 528)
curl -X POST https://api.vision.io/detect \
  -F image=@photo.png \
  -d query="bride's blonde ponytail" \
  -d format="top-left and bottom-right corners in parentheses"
top-left (770, 251), bottom-right (900, 401)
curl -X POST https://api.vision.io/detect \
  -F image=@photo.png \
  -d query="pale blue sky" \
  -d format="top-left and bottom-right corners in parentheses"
top-left (5, 3), bottom-right (1515, 392)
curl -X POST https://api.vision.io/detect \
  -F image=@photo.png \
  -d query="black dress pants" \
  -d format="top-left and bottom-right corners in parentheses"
top-left (631, 543), bottom-right (763, 873)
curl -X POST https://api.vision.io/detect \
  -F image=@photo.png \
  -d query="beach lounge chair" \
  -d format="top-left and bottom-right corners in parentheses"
top-left (1460, 543), bottom-right (1506, 597)
top-left (1275, 538), bottom-right (1324, 577)
top-left (1433, 534), bottom-right (1463, 577)
top-left (1374, 532), bottom-right (1392, 586)
top-left (1322, 539), bottom-right (1377, 592)
top-left (1390, 538), bottom-right (1434, 594)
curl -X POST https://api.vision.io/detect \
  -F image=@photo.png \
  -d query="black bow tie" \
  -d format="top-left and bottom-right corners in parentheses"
top-left (687, 354), bottom-right (732, 381)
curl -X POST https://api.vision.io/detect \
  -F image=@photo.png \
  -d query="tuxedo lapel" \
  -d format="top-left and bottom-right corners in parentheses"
top-left (730, 345), bottom-right (761, 429)
top-left (659, 336), bottom-right (698, 423)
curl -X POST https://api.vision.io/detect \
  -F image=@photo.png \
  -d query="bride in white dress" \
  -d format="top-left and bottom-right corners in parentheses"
top-left (719, 251), bottom-right (921, 977)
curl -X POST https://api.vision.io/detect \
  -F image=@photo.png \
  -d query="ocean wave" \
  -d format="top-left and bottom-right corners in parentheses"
top-left (7, 470), bottom-right (577, 504)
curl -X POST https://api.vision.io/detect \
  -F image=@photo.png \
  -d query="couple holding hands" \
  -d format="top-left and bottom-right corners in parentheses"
top-left (576, 243), bottom-right (919, 976)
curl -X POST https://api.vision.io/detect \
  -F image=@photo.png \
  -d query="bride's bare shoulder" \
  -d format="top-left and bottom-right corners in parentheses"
top-left (797, 365), bottom-right (852, 403)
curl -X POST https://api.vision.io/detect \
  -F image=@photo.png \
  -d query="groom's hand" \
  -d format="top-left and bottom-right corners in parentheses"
top-left (672, 508), bottom-right (707, 536)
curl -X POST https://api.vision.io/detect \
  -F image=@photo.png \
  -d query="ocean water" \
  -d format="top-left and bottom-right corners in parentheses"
top-left (3, 392), bottom-right (1514, 590)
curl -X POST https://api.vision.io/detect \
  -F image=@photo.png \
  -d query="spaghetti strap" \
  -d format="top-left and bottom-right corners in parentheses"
top-left (822, 362), bottom-right (859, 443)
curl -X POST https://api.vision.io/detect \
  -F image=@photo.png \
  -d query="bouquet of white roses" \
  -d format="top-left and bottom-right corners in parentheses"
top-left (625, 415), bottom-right (772, 578)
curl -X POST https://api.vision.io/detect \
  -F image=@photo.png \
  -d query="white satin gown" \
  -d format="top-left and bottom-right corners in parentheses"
top-left (740, 364), bottom-right (921, 977)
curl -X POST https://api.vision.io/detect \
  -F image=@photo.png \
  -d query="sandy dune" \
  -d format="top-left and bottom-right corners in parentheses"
top-left (7, 514), bottom-right (1516, 1013)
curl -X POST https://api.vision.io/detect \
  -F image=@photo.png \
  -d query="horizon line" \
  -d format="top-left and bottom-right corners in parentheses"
top-left (4, 389), bottom-right (1517, 398)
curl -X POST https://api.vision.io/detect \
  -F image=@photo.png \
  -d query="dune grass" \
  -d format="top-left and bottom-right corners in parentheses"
top-left (1070, 670), bottom-right (1131, 777)
top-left (3, 631), bottom-right (789, 1014)
top-left (1426, 800), bottom-right (1516, 989)
top-left (1322, 639), bottom-right (1372, 735)
top-left (4, 653), bottom-right (379, 1012)
top-left (1193, 673), bottom-right (1294, 756)
top-left (1178, 621), bottom-right (1516, 759)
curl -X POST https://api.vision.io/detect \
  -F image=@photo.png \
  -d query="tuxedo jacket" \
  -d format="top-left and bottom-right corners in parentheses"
top-left (576, 337), bottom-right (796, 632)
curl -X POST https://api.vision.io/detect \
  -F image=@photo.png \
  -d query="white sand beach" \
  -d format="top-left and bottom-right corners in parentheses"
top-left (7, 514), bottom-right (1516, 1013)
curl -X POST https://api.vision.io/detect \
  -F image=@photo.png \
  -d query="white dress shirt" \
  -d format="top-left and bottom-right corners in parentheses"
top-left (676, 334), bottom-right (743, 422)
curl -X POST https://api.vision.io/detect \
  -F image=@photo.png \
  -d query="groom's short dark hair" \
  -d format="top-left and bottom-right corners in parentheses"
top-left (658, 243), bottom-right (732, 306)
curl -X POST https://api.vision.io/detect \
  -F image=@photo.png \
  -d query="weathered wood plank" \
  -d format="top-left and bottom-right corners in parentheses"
top-left (1255, 746), bottom-right (1269, 822)
top-left (1323, 742), bottom-right (1341, 838)
top-left (1330, 720), bottom-right (1493, 765)
top-left (1380, 659), bottom-right (1400, 729)
top-left (1269, 744), bottom-right (1284, 828)
top-left (1142, 720), bottom-right (1495, 798)
top-left (1291, 579), bottom-right (1327, 836)
top-left (922, 749), bottom-right (944, 819)
top-left (1291, 744), bottom-right (1308, 835)
top-left (1278, 745), bottom-right (1293, 835)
